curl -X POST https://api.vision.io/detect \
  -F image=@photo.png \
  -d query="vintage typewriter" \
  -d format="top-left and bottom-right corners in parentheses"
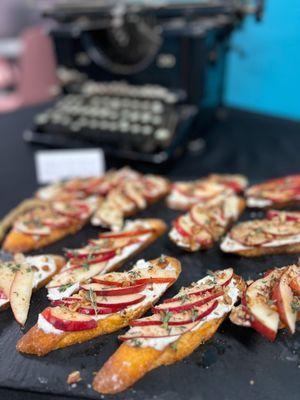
top-left (25, 0), bottom-right (263, 164)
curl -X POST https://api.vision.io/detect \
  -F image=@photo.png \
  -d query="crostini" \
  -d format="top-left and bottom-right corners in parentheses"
top-left (91, 174), bottom-right (170, 230)
top-left (17, 256), bottom-right (181, 356)
top-left (221, 210), bottom-right (300, 257)
top-left (46, 219), bottom-right (167, 301)
top-left (169, 194), bottom-right (245, 251)
top-left (246, 174), bottom-right (300, 209)
top-left (36, 167), bottom-right (140, 201)
top-left (0, 254), bottom-right (64, 324)
top-left (166, 173), bottom-right (248, 210)
top-left (230, 263), bottom-right (300, 341)
top-left (2, 197), bottom-right (99, 253)
top-left (92, 267), bottom-right (244, 394)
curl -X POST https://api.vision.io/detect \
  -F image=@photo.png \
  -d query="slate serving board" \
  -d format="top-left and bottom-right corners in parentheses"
top-left (0, 201), bottom-right (299, 400)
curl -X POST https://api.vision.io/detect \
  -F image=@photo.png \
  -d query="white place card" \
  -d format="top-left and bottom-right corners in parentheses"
top-left (35, 149), bottom-right (105, 184)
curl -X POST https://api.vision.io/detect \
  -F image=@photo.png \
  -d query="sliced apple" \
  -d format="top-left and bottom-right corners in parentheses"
top-left (245, 269), bottom-right (283, 341)
top-left (190, 206), bottom-right (210, 228)
top-left (51, 297), bottom-right (82, 306)
top-left (43, 215), bottom-right (71, 228)
top-left (47, 261), bottom-right (108, 289)
top-left (272, 266), bottom-right (298, 333)
top-left (132, 300), bottom-right (218, 327)
top-left (230, 221), bottom-right (273, 246)
top-left (98, 229), bottom-right (153, 240)
top-left (53, 200), bottom-right (89, 219)
top-left (42, 307), bottom-right (97, 331)
top-left (10, 263), bottom-right (34, 325)
top-left (123, 183), bottom-right (146, 210)
top-left (95, 293), bottom-right (146, 309)
top-left (0, 262), bottom-right (18, 298)
top-left (119, 320), bottom-right (196, 341)
top-left (263, 221), bottom-right (300, 237)
top-left (290, 276), bottom-right (300, 295)
top-left (173, 215), bottom-right (193, 238)
top-left (214, 268), bottom-right (234, 286)
top-left (14, 220), bottom-right (50, 236)
top-left (153, 291), bottom-right (223, 314)
top-left (69, 250), bottom-right (116, 267)
top-left (81, 282), bottom-right (147, 296)
top-left (77, 306), bottom-right (113, 316)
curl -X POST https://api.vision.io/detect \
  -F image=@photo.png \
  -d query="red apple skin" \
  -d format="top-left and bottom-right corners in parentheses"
top-left (81, 283), bottom-right (147, 296)
top-left (42, 308), bottom-right (97, 331)
top-left (272, 268), bottom-right (297, 334)
top-left (131, 300), bottom-right (218, 327)
top-left (91, 277), bottom-right (175, 287)
top-left (96, 295), bottom-right (146, 309)
top-left (290, 276), bottom-right (300, 295)
top-left (77, 307), bottom-right (114, 315)
top-left (91, 278), bottom-right (124, 287)
top-left (0, 289), bottom-right (7, 300)
top-left (135, 277), bottom-right (176, 285)
top-left (98, 229), bottom-right (153, 240)
top-left (250, 318), bottom-right (277, 342)
top-left (51, 297), bottom-right (81, 307)
top-left (69, 250), bottom-right (116, 267)
top-left (152, 292), bottom-right (223, 314)
top-left (173, 218), bottom-right (191, 238)
top-left (163, 288), bottom-right (215, 304)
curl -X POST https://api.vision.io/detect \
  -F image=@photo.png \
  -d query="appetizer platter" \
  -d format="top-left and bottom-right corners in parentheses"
top-left (0, 171), bottom-right (299, 400)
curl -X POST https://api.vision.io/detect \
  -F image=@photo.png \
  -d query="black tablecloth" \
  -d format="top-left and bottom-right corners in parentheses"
top-left (0, 104), bottom-right (300, 400)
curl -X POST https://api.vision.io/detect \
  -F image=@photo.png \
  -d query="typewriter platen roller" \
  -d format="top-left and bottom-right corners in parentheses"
top-left (25, 1), bottom-right (263, 164)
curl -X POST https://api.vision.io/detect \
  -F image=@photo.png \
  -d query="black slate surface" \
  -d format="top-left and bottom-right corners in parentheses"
top-left (0, 105), bottom-right (300, 400)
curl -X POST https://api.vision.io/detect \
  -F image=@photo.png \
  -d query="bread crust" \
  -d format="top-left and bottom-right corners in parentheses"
top-left (230, 242), bottom-right (300, 257)
top-left (17, 256), bottom-right (181, 356)
top-left (93, 317), bottom-right (224, 394)
top-left (2, 223), bottom-right (85, 254)
top-left (93, 274), bottom-right (244, 394)
top-left (0, 255), bottom-right (65, 312)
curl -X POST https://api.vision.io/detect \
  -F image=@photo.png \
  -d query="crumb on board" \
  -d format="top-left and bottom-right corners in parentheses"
top-left (67, 370), bottom-right (82, 385)
top-left (249, 379), bottom-right (255, 385)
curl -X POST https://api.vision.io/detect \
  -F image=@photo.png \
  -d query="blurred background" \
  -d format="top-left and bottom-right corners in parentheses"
top-left (0, 0), bottom-right (299, 165)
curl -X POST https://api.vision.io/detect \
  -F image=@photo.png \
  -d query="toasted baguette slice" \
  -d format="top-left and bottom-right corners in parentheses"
top-left (2, 198), bottom-right (99, 253)
top-left (0, 254), bottom-right (65, 312)
top-left (221, 212), bottom-right (300, 257)
top-left (93, 270), bottom-right (244, 394)
top-left (230, 264), bottom-right (300, 340)
top-left (46, 218), bottom-right (167, 300)
top-left (246, 174), bottom-right (300, 209)
top-left (166, 174), bottom-right (247, 211)
top-left (17, 256), bottom-right (181, 356)
top-left (91, 175), bottom-right (170, 230)
top-left (169, 195), bottom-right (245, 252)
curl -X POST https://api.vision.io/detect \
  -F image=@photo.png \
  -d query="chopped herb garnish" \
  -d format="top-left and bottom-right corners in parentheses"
top-left (132, 338), bottom-right (142, 347)
top-left (291, 299), bottom-right (300, 313)
top-left (86, 288), bottom-right (98, 316)
top-left (58, 283), bottom-right (73, 293)
top-left (191, 308), bottom-right (199, 322)
top-left (158, 254), bottom-right (166, 264)
top-left (81, 262), bottom-right (90, 270)
top-left (180, 294), bottom-right (190, 304)
top-left (170, 342), bottom-right (177, 351)
top-left (161, 311), bottom-right (172, 331)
